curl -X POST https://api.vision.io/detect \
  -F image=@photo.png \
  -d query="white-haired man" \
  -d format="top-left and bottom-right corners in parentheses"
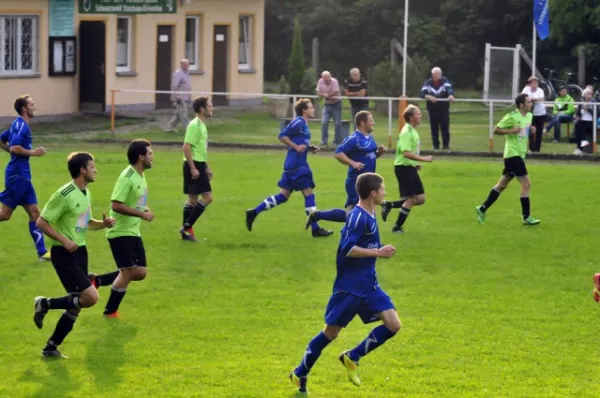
top-left (420, 67), bottom-right (455, 151)
top-left (166, 59), bottom-right (192, 132)
top-left (344, 68), bottom-right (368, 125)
top-left (316, 71), bottom-right (343, 146)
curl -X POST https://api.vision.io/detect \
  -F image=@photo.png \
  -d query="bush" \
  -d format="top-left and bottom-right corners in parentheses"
top-left (277, 75), bottom-right (291, 94)
top-left (369, 56), bottom-right (430, 99)
top-left (300, 67), bottom-right (317, 96)
top-left (287, 19), bottom-right (305, 94)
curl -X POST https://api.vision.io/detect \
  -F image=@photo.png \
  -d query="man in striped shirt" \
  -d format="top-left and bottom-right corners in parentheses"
top-left (420, 67), bottom-right (455, 151)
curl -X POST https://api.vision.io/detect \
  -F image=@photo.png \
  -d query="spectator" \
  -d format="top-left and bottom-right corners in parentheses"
top-left (166, 59), bottom-right (192, 132)
top-left (420, 67), bottom-right (455, 151)
top-left (521, 76), bottom-right (546, 152)
top-left (573, 88), bottom-right (597, 155)
top-left (344, 68), bottom-right (368, 126)
top-left (316, 71), bottom-right (343, 146)
top-left (544, 86), bottom-right (575, 142)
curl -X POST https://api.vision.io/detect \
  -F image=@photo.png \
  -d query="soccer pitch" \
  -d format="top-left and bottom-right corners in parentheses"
top-left (1, 145), bottom-right (599, 397)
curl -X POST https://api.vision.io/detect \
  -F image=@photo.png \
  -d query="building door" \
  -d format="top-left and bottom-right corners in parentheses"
top-left (79, 21), bottom-right (106, 112)
top-left (212, 25), bottom-right (229, 106)
top-left (155, 25), bottom-right (173, 109)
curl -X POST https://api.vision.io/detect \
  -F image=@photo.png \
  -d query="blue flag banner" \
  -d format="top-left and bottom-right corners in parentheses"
top-left (534, 0), bottom-right (550, 40)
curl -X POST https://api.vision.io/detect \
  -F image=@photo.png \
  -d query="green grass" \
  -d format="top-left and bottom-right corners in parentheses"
top-left (1, 145), bottom-right (600, 397)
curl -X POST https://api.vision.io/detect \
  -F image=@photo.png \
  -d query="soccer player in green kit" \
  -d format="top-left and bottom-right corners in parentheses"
top-left (33, 152), bottom-right (116, 358)
top-left (475, 93), bottom-right (541, 225)
top-left (89, 139), bottom-right (154, 317)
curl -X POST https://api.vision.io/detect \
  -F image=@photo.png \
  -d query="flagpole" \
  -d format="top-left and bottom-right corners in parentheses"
top-left (402, 0), bottom-right (409, 97)
top-left (532, 22), bottom-right (537, 77)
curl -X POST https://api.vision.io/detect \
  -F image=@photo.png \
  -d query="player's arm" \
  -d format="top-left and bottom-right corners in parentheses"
top-left (88, 214), bottom-right (115, 230)
top-left (0, 130), bottom-right (9, 153)
top-left (182, 124), bottom-right (199, 174)
top-left (493, 114), bottom-right (519, 135)
top-left (37, 194), bottom-right (77, 250)
top-left (278, 122), bottom-right (306, 152)
top-left (400, 134), bottom-right (432, 162)
top-left (340, 216), bottom-right (395, 259)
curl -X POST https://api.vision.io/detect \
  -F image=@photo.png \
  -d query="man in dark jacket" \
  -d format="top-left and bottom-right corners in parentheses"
top-left (420, 67), bottom-right (455, 151)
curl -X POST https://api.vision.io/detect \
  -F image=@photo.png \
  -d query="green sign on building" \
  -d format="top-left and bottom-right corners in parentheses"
top-left (79, 0), bottom-right (177, 14)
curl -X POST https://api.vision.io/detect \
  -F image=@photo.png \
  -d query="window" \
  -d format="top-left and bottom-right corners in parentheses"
top-left (116, 16), bottom-right (132, 72)
top-left (185, 16), bottom-right (200, 70)
top-left (0, 15), bottom-right (38, 76)
top-left (239, 16), bottom-right (252, 70)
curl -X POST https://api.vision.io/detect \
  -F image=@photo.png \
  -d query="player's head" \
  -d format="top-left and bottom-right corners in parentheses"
top-left (193, 96), bottom-right (213, 117)
top-left (355, 111), bottom-right (374, 134)
top-left (295, 98), bottom-right (314, 118)
top-left (67, 152), bottom-right (96, 183)
top-left (527, 76), bottom-right (539, 89)
top-left (558, 86), bottom-right (567, 97)
top-left (515, 93), bottom-right (532, 112)
top-left (356, 172), bottom-right (385, 205)
top-left (14, 95), bottom-right (35, 118)
top-left (127, 139), bottom-right (153, 169)
top-left (403, 105), bottom-right (422, 125)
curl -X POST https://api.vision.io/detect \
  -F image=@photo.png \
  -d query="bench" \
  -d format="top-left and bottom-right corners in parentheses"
top-left (278, 118), bottom-right (353, 138)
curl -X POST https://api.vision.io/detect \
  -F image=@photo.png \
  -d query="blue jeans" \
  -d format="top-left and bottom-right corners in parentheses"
top-left (546, 114), bottom-right (574, 141)
top-left (321, 101), bottom-right (342, 145)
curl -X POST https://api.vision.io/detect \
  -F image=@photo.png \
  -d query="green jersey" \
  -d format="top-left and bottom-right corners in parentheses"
top-left (183, 117), bottom-right (208, 162)
top-left (394, 124), bottom-right (420, 167)
top-left (496, 110), bottom-right (533, 159)
top-left (40, 181), bottom-right (92, 247)
top-left (106, 165), bottom-right (148, 239)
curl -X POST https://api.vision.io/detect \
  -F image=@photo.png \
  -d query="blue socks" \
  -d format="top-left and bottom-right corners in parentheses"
top-left (315, 209), bottom-right (346, 223)
top-left (304, 194), bottom-right (320, 231)
top-left (29, 221), bottom-right (47, 256)
top-left (254, 193), bottom-right (288, 214)
top-left (348, 324), bottom-right (397, 363)
top-left (294, 331), bottom-right (331, 377)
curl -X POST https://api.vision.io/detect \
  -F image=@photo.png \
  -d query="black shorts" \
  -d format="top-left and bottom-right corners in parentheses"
top-left (502, 156), bottom-right (528, 178)
top-left (395, 165), bottom-right (425, 198)
top-left (108, 236), bottom-right (147, 268)
top-left (50, 246), bottom-right (92, 295)
top-left (183, 161), bottom-right (211, 195)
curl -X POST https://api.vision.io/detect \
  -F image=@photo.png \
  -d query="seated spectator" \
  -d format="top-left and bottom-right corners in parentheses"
top-left (573, 88), bottom-right (597, 155)
top-left (544, 86), bottom-right (575, 142)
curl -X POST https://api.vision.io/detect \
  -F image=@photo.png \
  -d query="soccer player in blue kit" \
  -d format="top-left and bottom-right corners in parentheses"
top-left (305, 111), bottom-right (385, 229)
top-left (245, 98), bottom-right (333, 238)
top-left (290, 172), bottom-right (401, 394)
top-left (0, 95), bottom-right (50, 261)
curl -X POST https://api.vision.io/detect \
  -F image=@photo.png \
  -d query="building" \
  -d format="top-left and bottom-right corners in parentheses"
top-left (0, 0), bottom-right (265, 118)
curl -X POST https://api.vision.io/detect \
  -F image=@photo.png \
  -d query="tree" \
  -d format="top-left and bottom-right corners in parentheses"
top-left (288, 19), bottom-right (306, 94)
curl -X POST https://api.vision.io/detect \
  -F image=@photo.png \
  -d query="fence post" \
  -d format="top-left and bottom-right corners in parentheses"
top-left (312, 38), bottom-right (319, 72)
top-left (110, 89), bottom-right (117, 138)
top-left (398, 97), bottom-right (407, 133)
top-left (593, 104), bottom-right (597, 153)
top-left (489, 102), bottom-right (494, 153)
top-left (578, 45), bottom-right (586, 87)
top-left (388, 98), bottom-right (393, 148)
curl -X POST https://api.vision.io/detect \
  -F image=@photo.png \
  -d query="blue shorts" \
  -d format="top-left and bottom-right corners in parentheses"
top-left (278, 169), bottom-right (315, 192)
top-left (324, 287), bottom-right (395, 328)
top-left (344, 177), bottom-right (358, 208)
top-left (0, 176), bottom-right (37, 209)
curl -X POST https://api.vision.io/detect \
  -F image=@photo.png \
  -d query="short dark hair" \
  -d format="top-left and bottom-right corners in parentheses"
top-left (403, 105), bottom-right (419, 123)
top-left (67, 152), bottom-right (94, 179)
top-left (515, 93), bottom-right (529, 108)
top-left (295, 98), bottom-right (312, 117)
top-left (127, 139), bottom-right (151, 165)
top-left (193, 96), bottom-right (210, 113)
top-left (14, 95), bottom-right (30, 115)
top-left (355, 172), bottom-right (383, 199)
top-left (354, 111), bottom-right (371, 128)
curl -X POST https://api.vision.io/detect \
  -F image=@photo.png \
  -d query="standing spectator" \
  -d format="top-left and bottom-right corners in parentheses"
top-left (316, 71), bottom-right (343, 146)
top-left (521, 76), bottom-right (546, 152)
top-left (573, 88), bottom-right (597, 155)
top-left (344, 68), bottom-right (368, 126)
top-left (166, 59), bottom-right (192, 132)
top-left (420, 67), bottom-right (455, 151)
top-left (544, 86), bottom-right (575, 142)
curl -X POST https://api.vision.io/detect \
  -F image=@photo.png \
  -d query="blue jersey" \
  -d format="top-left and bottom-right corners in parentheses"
top-left (278, 116), bottom-right (311, 171)
top-left (334, 206), bottom-right (382, 297)
top-left (335, 131), bottom-right (378, 178)
top-left (2, 117), bottom-right (32, 180)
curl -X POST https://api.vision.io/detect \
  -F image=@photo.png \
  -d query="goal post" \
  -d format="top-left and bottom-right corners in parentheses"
top-left (483, 43), bottom-right (522, 101)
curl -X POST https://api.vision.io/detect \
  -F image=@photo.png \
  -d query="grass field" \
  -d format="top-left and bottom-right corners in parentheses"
top-left (1, 145), bottom-right (600, 397)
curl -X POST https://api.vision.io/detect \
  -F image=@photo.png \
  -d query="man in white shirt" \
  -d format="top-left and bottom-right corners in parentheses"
top-left (521, 76), bottom-right (546, 152)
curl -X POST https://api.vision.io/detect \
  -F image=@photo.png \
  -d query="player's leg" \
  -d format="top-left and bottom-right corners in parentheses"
top-left (183, 162), bottom-right (212, 233)
top-left (245, 176), bottom-right (292, 231)
top-left (517, 173), bottom-right (539, 225)
top-left (592, 273), bottom-right (600, 302)
top-left (308, 178), bottom-right (355, 227)
top-left (392, 167), bottom-right (425, 233)
top-left (0, 177), bottom-right (20, 222)
top-left (35, 247), bottom-right (98, 357)
top-left (0, 203), bottom-right (15, 221)
top-left (301, 187), bottom-right (333, 237)
top-left (475, 159), bottom-right (514, 223)
top-left (23, 201), bottom-right (50, 260)
top-left (381, 166), bottom-right (406, 222)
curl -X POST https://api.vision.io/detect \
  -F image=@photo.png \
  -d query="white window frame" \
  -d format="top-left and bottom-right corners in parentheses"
top-left (116, 16), bottom-right (132, 72)
top-left (185, 16), bottom-right (200, 70)
top-left (238, 16), bottom-right (252, 70)
top-left (0, 15), bottom-right (39, 76)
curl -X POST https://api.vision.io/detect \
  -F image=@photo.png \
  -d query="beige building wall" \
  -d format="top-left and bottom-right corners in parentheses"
top-left (0, 0), bottom-right (264, 118)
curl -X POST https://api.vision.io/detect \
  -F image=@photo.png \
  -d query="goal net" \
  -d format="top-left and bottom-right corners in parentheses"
top-left (483, 44), bottom-right (521, 101)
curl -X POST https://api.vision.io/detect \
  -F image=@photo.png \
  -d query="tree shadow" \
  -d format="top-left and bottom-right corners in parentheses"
top-left (18, 357), bottom-right (74, 398)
